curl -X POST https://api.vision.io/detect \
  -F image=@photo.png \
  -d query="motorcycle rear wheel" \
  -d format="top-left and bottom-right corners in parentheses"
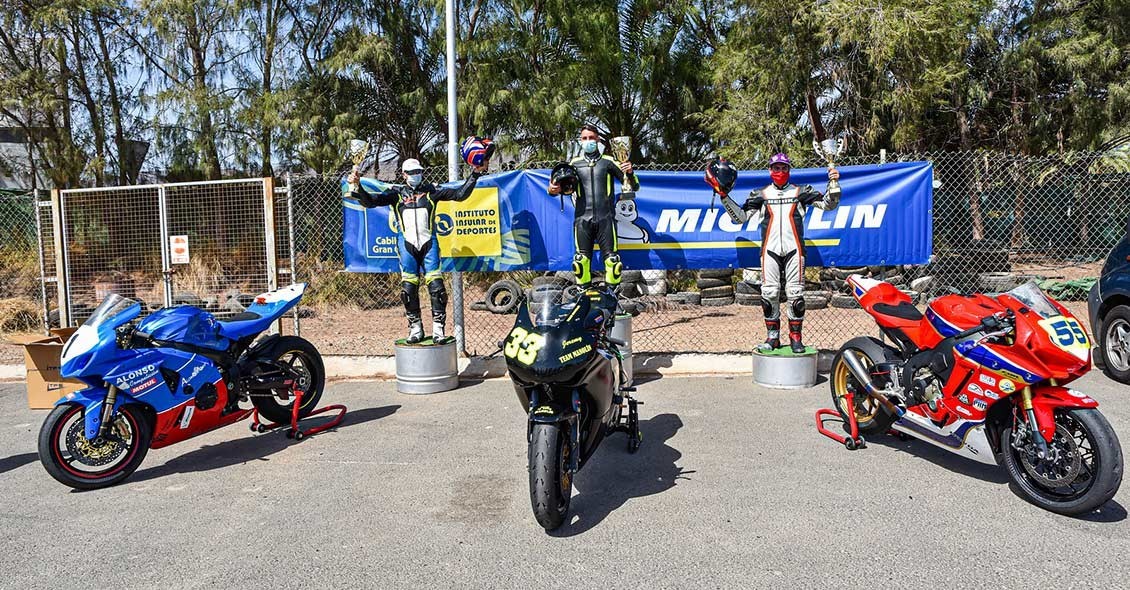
top-left (1000, 408), bottom-right (1123, 515)
top-left (38, 403), bottom-right (151, 490)
top-left (251, 336), bottom-right (326, 425)
top-left (529, 422), bottom-right (572, 530)
top-left (830, 339), bottom-right (898, 436)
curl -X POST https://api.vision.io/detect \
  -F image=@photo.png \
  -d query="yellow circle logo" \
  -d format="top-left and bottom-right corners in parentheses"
top-left (999, 379), bottom-right (1016, 394)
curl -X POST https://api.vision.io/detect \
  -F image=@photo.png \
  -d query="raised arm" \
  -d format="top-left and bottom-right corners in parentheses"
top-left (352, 181), bottom-right (399, 208)
top-left (797, 184), bottom-right (839, 210)
top-left (611, 160), bottom-right (640, 192)
top-left (434, 170), bottom-right (484, 202)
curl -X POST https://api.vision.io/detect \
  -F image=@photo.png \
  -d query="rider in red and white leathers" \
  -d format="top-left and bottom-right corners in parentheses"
top-left (738, 153), bottom-right (840, 353)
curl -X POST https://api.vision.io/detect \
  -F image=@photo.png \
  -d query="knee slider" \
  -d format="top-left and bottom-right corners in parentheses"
top-left (401, 281), bottom-right (421, 310)
top-left (789, 297), bottom-right (806, 319)
top-left (760, 298), bottom-right (779, 320)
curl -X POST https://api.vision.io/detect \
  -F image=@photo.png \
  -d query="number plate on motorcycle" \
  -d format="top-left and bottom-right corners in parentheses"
top-left (1037, 316), bottom-right (1090, 360)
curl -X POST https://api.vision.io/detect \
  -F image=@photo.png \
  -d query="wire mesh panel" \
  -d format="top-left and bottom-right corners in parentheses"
top-left (0, 191), bottom-right (46, 341)
top-left (59, 185), bottom-right (164, 324)
top-left (287, 150), bottom-right (1130, 356)
top-left (164, 179), bottom-right (272, 319)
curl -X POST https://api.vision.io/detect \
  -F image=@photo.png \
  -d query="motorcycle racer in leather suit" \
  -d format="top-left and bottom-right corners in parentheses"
top-left (349, 158), bottom-right (485, 343)
top-left (732, 153), bottom-right (841, 353)
top-left (548, 124), bottom-right (639, 288)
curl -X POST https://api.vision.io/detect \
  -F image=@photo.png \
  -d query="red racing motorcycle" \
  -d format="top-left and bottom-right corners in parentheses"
top-left (830, 275), bottom-right (1123, 515)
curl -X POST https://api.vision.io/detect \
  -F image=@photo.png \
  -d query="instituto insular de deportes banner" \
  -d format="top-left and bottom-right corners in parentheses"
top-left (341, 161), bottom-right (933, 272)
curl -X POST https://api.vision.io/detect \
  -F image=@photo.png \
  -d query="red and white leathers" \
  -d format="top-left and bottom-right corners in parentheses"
top-left (740, 182), bottom-right (840, 350)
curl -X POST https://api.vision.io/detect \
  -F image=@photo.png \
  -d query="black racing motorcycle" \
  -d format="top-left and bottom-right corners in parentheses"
top-left (503, 287), bottom-right (641, 530)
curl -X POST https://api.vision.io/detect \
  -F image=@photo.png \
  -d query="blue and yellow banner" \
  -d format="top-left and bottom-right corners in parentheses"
top-left (342, 161), bottom-right (933, 272)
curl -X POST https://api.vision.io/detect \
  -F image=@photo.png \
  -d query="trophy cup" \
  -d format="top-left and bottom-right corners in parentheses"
top-left (347, 139), bottom-right (370, 193)
top-left (610, 135), bottom-right (636, 200)
top-left (813, 137), bottom-right (845, 195)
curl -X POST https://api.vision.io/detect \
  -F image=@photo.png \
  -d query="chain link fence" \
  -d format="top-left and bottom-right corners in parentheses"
top-left (288, 150), bottom-right (1130, 356)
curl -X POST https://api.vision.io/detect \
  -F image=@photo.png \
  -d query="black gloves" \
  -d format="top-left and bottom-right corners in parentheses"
top-left (798, 191), bottom-right (822, 206)
top-left (742, 193), bottom-right (765, 211)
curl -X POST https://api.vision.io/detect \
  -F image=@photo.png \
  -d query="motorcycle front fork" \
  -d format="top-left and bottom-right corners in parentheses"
top-left (1015, 385), bottom-right (1051, 459)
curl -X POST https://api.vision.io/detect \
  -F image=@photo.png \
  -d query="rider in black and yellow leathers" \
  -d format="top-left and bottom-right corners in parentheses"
top-left (549, 125), bottom-right (639, 288)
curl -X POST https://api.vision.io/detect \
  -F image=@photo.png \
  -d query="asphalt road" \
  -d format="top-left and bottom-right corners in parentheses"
top-left (2, 371), bottom-right (1129, 589)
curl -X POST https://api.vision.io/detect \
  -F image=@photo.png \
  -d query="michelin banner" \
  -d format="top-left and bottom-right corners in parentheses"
top-left (342, 161), bottom-right (933, 272)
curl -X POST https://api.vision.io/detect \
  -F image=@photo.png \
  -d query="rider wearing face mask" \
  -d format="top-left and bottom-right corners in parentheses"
top-left (741, 153), bottom-right (841, 353)
top-left (548, 123), bottom-right (640, 288)
top-left (350, 157), bottom-right (485, 343)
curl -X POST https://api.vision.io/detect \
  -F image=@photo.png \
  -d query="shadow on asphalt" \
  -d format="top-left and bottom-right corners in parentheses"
top-left (550, 412), bottom-right (691, 537)
top-left (125, 405), bottom-right (400, 485)
top-left (865, 433), bottom-right (1010, 484)
top-left (0, 452), bottom-right (38, 475)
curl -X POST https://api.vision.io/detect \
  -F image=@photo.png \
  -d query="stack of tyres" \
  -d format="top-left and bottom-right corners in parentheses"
top-left (736, 268), bottom-right (761, 306)
top-left (697, 269), bottom-right (735, 306)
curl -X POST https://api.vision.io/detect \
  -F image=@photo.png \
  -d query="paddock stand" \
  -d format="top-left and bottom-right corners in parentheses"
top-left (612, 387), bottom-right (642, 453)
top-left (815, 391), bottom-right (866, 450)
top-left (250, 386), bottom-right (347, 441)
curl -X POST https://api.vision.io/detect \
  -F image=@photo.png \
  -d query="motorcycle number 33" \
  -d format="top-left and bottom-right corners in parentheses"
top-left (1039, 316), bottom-right (1089, 355)
top-left (504, 327), bottom-right (545, 365)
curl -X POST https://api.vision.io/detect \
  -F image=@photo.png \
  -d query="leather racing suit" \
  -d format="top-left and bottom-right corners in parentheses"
top-left (352, 172), bottom-right (482, 329)
top-left (740, 182), bottom-right (840, 349)
top-left (567, 152), bottom-right (640, 286)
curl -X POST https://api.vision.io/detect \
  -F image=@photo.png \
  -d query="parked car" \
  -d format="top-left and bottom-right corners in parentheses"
top-left (1089, 216), bottom-right (1130, 384)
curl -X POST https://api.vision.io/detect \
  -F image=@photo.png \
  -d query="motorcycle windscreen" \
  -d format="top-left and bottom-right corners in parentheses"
top-left (1003, 282), bottom-right (1061, 318)
top-left (60, 294), bottom-right (141, 376)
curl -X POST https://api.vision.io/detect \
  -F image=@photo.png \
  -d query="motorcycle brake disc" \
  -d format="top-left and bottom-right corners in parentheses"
top-left (1019, 422), bottom-right (1083, 488)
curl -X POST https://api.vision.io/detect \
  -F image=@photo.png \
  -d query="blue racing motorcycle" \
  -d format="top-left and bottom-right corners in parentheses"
top-left (38, 284), bottom-right (325, 489)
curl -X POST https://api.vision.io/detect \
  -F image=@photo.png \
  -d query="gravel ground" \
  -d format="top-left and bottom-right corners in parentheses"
top-left (1, 371), bottom-right (1128, 589)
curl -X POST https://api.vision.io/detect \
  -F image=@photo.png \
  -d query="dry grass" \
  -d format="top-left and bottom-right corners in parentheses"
top-left (0, 297), bottom-right (41, 335)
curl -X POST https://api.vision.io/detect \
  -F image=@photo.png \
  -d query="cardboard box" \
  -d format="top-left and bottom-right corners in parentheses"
top-left (8, 327), bottom-right (85, 409)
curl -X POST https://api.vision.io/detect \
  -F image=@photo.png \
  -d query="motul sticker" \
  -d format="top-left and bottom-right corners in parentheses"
top-left (179, 406), bottom-right (195, 429)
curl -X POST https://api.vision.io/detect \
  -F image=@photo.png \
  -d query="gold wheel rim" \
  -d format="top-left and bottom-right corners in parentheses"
top-left (833, 353), bottom-right (881, 424)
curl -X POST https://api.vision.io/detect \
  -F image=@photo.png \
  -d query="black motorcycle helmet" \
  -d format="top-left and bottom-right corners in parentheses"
top-left (551, 162), bottom-right (579, 195)
top-left (705, 158), bottom-right (738, 196)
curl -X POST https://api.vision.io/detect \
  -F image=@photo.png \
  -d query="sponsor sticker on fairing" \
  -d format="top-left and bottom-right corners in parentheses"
top-left (973, 399), bottom-right (988, 411)
top-left (956, 406), bottom-right (973, 417)
top-left (984, 390), bottom-right (1000, 400)
top-left (967, 384), bottom-right (984, 396)
top-left (958, 393), bottom-right (971, 404)
top-left (999, 379), bottom-right (1016, 394)
top-left (979, 374), bottom-right (997, 387)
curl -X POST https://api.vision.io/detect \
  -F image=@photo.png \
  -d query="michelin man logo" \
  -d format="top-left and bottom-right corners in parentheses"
top-left (615, 199), bottom-right (649, 244)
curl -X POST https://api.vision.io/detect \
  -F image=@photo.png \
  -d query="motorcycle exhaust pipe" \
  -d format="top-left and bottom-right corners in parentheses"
top-left (841, 350), bottom-right (904, 417)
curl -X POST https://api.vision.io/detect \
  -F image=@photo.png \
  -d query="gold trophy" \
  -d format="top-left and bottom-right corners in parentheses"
top-left (813, 137), bottom-right (845, 195)
top-left (347, 139), bottom-right (370, 193)
top-left (610, 135), bottom-right (636, 200)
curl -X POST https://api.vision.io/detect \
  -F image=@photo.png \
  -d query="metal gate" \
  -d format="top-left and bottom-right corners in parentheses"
top-left (53, 178), bottom-right (292, 327)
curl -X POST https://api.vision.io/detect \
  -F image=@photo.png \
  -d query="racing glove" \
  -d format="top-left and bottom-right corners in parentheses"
top-left (742, 192), bottom-right (765, 211)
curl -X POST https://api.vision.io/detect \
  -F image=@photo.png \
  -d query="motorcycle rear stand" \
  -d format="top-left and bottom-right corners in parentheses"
top-left (611, 387), bottom-right (642, 453)
top-left (815, 391), bottom-right (910, 450)
top-left (815, 391), bottom-right (866, 450)
top-left (250, 388), bottom-right (347, 441)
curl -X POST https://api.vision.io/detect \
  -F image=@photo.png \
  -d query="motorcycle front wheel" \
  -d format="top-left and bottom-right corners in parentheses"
top-left (1000, 408), bottom-right (1123, 515)
top-left (529, 422), bottom-right (573, 530)
top-left (38, 403), bottom-right (152, 490)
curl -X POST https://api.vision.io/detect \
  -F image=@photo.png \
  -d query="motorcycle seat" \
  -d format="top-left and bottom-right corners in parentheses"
top-left (217, 312), bottom-right (270, 340)
top-left (221, 311), bottom-right (261, 322)
top-left (872, 302), bottom-right (923, 321)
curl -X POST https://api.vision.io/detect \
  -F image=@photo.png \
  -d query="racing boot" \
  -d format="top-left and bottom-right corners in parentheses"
top-left (406, 320), bottom-right (425, 344)
top-left (788, 320), bottom-right (805, 354)
top-left (432, 321), bottom-right (446, 342)
top-left (756, 319), bottom-right (781, 352)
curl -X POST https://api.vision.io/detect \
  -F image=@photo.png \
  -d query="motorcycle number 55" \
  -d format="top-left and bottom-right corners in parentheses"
top-left (1039, 316), bottom-right (1089, 354)
top-left (504, 327), bottom-right (546, 365)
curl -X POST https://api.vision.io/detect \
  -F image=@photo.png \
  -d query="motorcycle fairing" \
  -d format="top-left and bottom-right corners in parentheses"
top-left (56, 385), bottom-right (141, 440)
top-left (892, 409), bottom-right (996, 465)
top-left (1029, 386), bottom-right (1100, 442)
top-left (217, 283), bottom-right (306, 341)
